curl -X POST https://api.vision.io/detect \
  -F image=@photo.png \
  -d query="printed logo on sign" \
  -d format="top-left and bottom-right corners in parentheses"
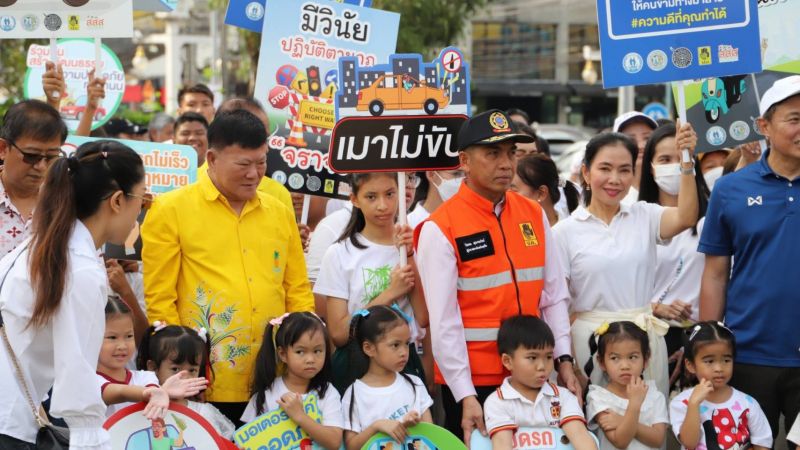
top-left (671, 47), bottom-right (693, 68)
top-left (324, 179), bottom-right (335, 194)
top-left (0, 16), bottom-right (16, 32)
top-left (519, 223), bottom-right (539, 247)
top-left (307, 175), bottom-right (322, 192)
top-left (718, 45), bottom-right (739, 63)
top-left (729, 121), bottom-right (750, 141)
top-left (489, 112), bottom-right (510, 133)
top-left (697, 46), bottom-right (712, 65)
top-left (85, 16), bottom-right (104, 29)
top-left (246, 2), bottom-right (265, 21)
top-left (272, 170), bottom-right (287, 185)
top-left (44, 14), bottom-right (62, 31)
top-left (22, 14), bottom-right (38, 32)
top-left (747, 195), bottom-right (762, 206)
top-left (706, 126), bottom-right (727, 146)
top-left (646, 50), bottom-right (667, 72)
top-left (288, 173), bottom-right (305, 190)
top-left (623, 52), bottom-right (643, 74)
top-left (68, 15), bottom-right (79, 31)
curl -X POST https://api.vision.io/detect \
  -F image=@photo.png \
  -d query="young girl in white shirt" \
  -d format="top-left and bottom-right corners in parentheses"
top-left (553, 125), bottom-right (699, 398)
top-left (241, 312), bottom-right (343, 450)
top-left (137, 322), bottom-right (234, 439)
top-left (670, 321), bottom-right (772, 450)
top-left (585, 321), bottom-right (669, 450)
top-left (314, 173), bottom-right (429, 391)
top-left (342, 305), bottom-right (433, 450)
top-left (96, 297), bottom-right (208, 419)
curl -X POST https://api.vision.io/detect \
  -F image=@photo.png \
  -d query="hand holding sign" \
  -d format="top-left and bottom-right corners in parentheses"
top-left (86, 69), bottom-right (107, 108)
top-left (42, 61), bottom-right (65, 107)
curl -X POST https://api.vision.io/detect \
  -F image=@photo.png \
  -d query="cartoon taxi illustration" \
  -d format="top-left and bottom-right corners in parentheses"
top-left (701, 75), bottom-right (747, 123)
top-left (356, 74), bottom-right (450, 116)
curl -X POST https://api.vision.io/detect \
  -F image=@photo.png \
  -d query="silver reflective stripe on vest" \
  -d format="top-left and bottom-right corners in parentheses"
top-left (457, 271), bottom-right (512, 291)
top-left (516, 266), bottom-right (544, 282)
top-left (457, 266), bottom-right (545, 291)
top-left (464, 328), bottom-right (499, 342)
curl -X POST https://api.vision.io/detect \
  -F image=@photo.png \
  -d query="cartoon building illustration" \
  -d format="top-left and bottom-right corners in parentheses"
top-left (335, 47), bottom-right (470, 119)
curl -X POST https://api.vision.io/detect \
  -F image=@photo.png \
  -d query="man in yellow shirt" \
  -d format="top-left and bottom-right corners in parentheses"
top-left (142, 109), bottom-right (314, 424)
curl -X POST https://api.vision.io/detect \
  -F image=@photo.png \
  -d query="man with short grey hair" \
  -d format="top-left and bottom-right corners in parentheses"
top-left (148, 112), bottom-right (175, 143)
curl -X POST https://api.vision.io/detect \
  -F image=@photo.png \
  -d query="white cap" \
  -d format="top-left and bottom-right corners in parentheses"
top-left (613, 111), bottom-right (658, 133)
top-left (760, 75), bottom-right (800, 116)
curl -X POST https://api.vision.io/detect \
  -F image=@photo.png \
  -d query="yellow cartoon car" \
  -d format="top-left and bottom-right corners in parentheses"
top-left (356, 74), bottom-right (450, 116)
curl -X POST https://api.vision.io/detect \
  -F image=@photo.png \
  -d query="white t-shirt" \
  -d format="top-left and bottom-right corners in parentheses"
top-left (314, 233), bottom-right (421, 341)
top-left (240, 377), bottom-right (344, 428)
top-left (326, 198), bottom-right (349, 216)
top-left (186, 400), bottom-right (235, 439)
top-left (341, 373), bottom-right (433, 433)
top-left (407, 204), bottom-right (430, 230)
top-left (96, 369), bottom-right (160, 418)
top-left (669, 387), bottom-right (773, 450)
top-left (553, 202), bottom-right (667, 312)
top-left (305, 205), bottom-right (352, 283)
top-left (652, 218), bottom-right (705, 322)
top-left (484, 378), bottom-right (585, 437)
top-left (586, 382), bottom-right (669, 450)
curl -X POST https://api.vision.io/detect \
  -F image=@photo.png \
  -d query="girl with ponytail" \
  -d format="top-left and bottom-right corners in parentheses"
top-left (0, 141), bottom-right (148, 449)
top-left (342, 305), bottom-right (433, 450)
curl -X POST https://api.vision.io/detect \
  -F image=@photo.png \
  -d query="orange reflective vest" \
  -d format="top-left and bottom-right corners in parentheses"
top-left (414, 183), bottom-right (547, 387)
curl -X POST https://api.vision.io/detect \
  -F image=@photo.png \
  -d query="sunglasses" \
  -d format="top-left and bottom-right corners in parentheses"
top-left (7, 141), bottom-right (65, 166)
top-left (126, 192), bottom-right (154, 210)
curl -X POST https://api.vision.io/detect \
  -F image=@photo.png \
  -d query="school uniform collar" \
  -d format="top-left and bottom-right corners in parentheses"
top-left (96, 369), bottom-right (132, 385)
top-left (457, 182), bottom-right (506, 215)
top-left (573, 202), bottom-right (631, 222)
top-left (498, 377), bottom-right (558, 404)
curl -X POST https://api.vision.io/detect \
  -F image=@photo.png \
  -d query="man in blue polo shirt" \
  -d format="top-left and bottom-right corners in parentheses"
top-left (699, 75), bottom-right (800, 443)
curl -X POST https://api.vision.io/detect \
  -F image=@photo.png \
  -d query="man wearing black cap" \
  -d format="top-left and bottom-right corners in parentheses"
top-left (414, 110), bottom-right (578, 443)
top-left (103, 118), bottom-right (148, 140)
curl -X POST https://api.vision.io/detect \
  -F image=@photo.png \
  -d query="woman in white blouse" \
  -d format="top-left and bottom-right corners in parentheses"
top-left (0, 141), bottom-right (147, 449)
top-left (553, 125), bottom-right (698, 399)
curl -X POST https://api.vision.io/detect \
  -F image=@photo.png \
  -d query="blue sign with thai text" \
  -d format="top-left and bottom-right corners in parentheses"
top-left (596, 0), bottom-right (762, 88)
top-left (225, 0), bottom-right (372, 33)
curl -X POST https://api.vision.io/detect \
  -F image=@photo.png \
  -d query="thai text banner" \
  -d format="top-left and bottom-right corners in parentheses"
top-left (596, 0), bottom-right (762, 88)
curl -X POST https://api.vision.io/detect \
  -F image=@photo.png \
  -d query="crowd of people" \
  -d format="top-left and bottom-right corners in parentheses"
top-left (0, 63), bottom-right (797, 450)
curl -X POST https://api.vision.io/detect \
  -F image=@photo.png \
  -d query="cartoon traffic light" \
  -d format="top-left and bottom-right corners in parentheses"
top-left (307, 66), bottom-right (322, 97)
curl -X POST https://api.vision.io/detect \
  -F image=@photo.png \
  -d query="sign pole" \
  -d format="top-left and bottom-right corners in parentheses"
top-left (675, 80), bottom-right (692, 163)
top-left (94, 38), bottom-right (102, 75)
top-left (397, 172), bottom-right (408, 266)
top-left (50, 38), bottom-right (60, 99)
top-left (300, 194), bottom-right (311, 225)
top-left (749, 73), bottom-right (768, 155)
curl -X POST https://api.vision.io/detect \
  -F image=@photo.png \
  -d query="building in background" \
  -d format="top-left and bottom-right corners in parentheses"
top-left (468, 0), bottom-right (667, 128)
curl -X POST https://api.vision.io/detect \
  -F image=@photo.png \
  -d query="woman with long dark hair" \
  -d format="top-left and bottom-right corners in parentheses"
top-left (638, 123), bottom-right (710, 388)
top-left (511, 154), bottom-right (580, 225)
top-left (553, 127), bottom-right (699, 399)
top-left (0, 141), bottom-right (146, 449)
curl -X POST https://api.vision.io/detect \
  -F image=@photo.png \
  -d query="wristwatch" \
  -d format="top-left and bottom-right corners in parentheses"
top-left (556, 354), bottom-right (574, 366)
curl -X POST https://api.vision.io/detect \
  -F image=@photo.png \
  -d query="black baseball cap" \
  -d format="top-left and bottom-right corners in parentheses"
top-left (104, 119), bottom-right (147, 137)
top-left (457, 109), bottom-right (535, 151)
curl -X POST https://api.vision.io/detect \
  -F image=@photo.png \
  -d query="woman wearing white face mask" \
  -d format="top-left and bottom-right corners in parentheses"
top-left (638, 123), bottom-right (710, 390)
top-left (511, 154), bottom-right (580, 226)
top-left (407, 169), bottom-right (464, 229)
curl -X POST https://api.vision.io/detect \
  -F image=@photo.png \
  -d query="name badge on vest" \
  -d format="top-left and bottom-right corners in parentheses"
top-left (455, 231), bottom-right (495, 262)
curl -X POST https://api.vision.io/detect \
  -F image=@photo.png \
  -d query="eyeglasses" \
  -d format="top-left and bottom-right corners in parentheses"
top-left (405, 174), bottom-right (421, 188)
top-left (7, 140), bottom-right (65, 165)
top-left (126, 192), bottom-right (154, 209)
